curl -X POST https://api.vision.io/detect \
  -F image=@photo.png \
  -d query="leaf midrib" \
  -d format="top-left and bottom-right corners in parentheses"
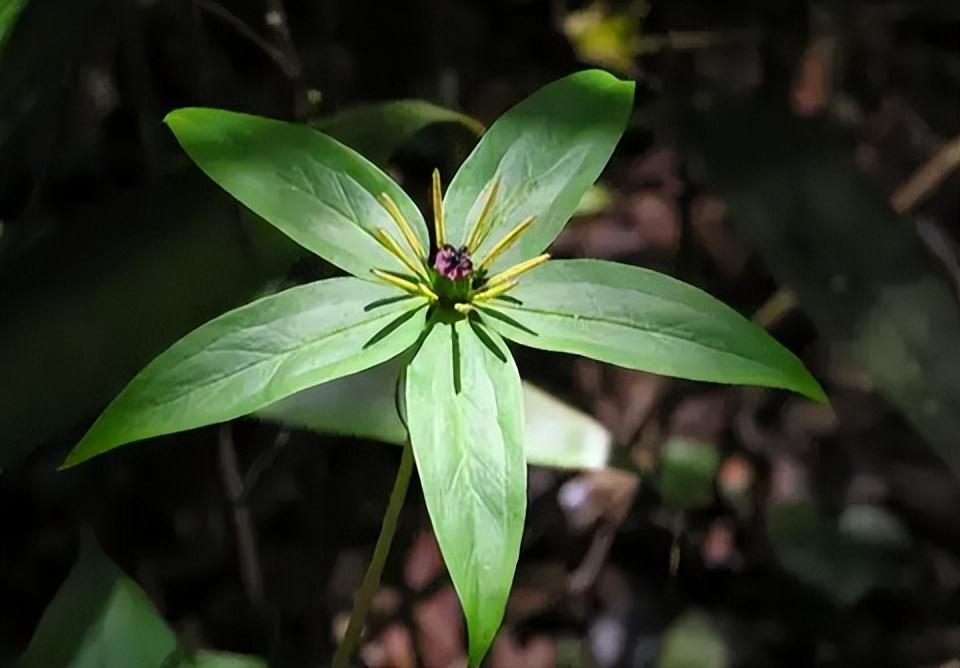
top-left (131, 301), bottom-right (422, 415)
top-left (493, 303), bottom-right (790, 376)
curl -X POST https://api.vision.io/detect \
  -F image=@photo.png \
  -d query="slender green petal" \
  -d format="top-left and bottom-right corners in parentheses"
top-left (405, 320), bottom-right (526, 666)
top-left (165, 108), bottom-right (429, 278)
top-left (444, 70), bottom-right (634, 272)
top-left (64, 279), bottom-right (427, 467)
top-left (482, 260), bottom-right (826, 402)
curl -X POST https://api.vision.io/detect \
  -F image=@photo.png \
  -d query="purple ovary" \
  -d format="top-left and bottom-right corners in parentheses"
top-left (434, 244), bottom-right (474, 280)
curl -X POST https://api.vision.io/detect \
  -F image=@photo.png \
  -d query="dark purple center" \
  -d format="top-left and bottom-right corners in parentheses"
top-left (433, 244), bottom-right (474, 281)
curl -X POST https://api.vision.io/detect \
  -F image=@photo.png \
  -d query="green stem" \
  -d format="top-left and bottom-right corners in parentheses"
top-left (332, 440), bottom-right (414, 668)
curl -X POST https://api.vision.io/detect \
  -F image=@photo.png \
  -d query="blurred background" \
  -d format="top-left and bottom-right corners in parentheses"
top-left (1, 1), bottom-right (958, 667)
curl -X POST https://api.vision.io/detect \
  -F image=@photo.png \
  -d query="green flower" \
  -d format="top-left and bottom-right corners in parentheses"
top-left (63, 70), bottom-right (824, 665)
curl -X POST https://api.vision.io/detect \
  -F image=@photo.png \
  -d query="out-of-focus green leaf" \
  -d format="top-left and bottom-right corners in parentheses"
top-left (17, 535), bottom-right (268, 668)
top-left (521, 383), bottom-right (611, 469)
top-left (679, 104), bottom-right (960, 475)
top-left (443, 70), bottom-right (634, 273)
top-left (17, 535), bottom-right (178, 668)
top-left (658, 438), bottom-right (719, 510)
top-left (405, 320), bottom-right (526, 666)
top-left (257, 356), bottom-right (409, 445)
top-left (659, 611), bottom-right (729, 668)
top-left (63, 279), bottom-right (425, 467)
top-left (165, 108), bottom-right (428, 279)
top-left (315, 99), bottom-right (483, 166)
top-left (768, 501), bottom-right (912, 606)
top-left (483, 260), bottom-right (826, 401)
top-left (0, 0), bottom-right (28, 52)
top-left (256, 360), bottom-right (612, 470)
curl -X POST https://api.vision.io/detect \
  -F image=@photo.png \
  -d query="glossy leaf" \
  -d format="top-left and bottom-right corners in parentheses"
top-left (165, 108), bottom-right (428, 278)
top-left (443, 70), bottom-right (634, 272)
top-left (256, 359), bottom-right (612, 469)
top-left (64, 279), bottom-right (426, 467)
top-left (404, 319), bottom-right (526, 666)
top-left (481, 260), bottom-right (826, 401)
top-left (17, 535), bottom-right (178, 668)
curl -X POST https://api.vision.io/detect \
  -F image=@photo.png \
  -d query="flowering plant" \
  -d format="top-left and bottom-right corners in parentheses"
top-left (64, 70), bottom-right (822, 665)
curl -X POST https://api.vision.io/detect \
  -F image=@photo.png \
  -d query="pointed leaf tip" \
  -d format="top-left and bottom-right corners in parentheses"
top-left (482, 260), bottom-right (825, 402)
top-left (405, 321), bottom-right (526, 665)
top-left (443, 70), bottom-right (635, 273)
top-left (63, 279), bottom-right (425, 467)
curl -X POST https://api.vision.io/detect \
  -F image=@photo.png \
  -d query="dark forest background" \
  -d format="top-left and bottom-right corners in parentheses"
top-left (1, 1), bottom-right (958, 667)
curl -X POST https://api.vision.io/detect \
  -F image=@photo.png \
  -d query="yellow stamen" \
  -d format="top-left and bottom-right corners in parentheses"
top-left (464, 176), bottom-right (501, 250)
top-left (485, 253), bottom-right (550, 287)
top-left (417, 283), bottom-right (439, 302)
top-left (378, 192), bottom-right (426, 260)
top-left (472, 279), bottom-right (518, 302)
top-left (371, 269), bottom-right (423, 295)
top-left (432, 168), bottom-right (446, 247)
top-left (454, 303), bottom-right (473, 315)
top-left (477, 215), bottom-right (535, 270)
top-left (374, 228), bottom-right (428, 279)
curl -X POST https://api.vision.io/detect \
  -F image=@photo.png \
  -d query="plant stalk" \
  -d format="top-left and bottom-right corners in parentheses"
top-left (332, 440), bottom-right (414, 668)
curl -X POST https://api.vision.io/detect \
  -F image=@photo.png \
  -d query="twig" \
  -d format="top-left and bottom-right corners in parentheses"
top-left (195, 0), bottom-right (300, 80)
top-left (263, 0), bottom-right (302, 79)
top-left (241, 429), bottom-right (290, 501)
top-left (569, 522), bottom-right (618, 594)
top-left (218, 423), bottom-right (266, 611)
top-left (890, 135), bottom-right (960, 214)
top-left (333, 441), bottom-right (414, 668)
top-left (634, 28), bottom-right (759, 56)
top-left (753, 288), bottom-right (798, 329)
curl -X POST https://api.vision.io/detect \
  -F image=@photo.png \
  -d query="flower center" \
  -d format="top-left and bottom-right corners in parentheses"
top-left (369, 169), bottom-right (550, 315)
top-left (434, 244), bottom-right (474, 281)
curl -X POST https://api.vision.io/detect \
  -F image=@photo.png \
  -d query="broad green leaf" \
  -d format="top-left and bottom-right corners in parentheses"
top-left (482, 260), bottom-right (825, 402)
top-left (64, 279), bottom-right (426, 467)
top-left (443, 70), bottom-right (634, 273)
top-left (165, 108), bottom-right (429, 279)
top-left (17, 535), bottom-right (178, 668)
top-left (315, 99), bottom-right (484, 166)
top-left (256, 358), bottom-right (612, 469)
top-left (405, 320), bottom-right (526, 666)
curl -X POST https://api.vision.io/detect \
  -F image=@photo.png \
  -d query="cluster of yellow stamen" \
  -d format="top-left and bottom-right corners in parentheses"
top-left (370, 169), bottom-right (551, 311)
